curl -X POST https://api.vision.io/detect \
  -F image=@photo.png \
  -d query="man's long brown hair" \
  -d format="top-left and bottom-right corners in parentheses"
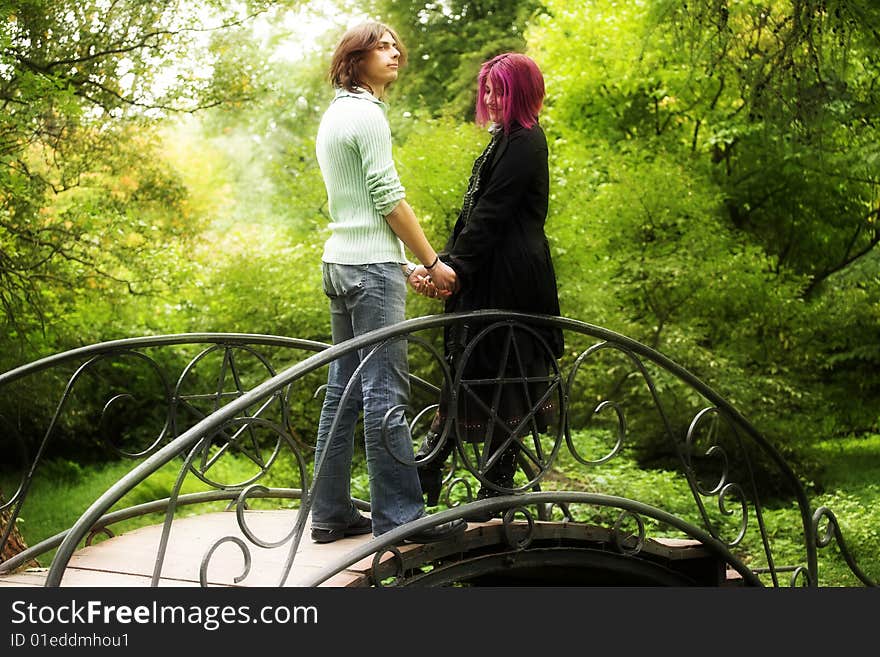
top-left (329, 21), bottom-right (407, 95)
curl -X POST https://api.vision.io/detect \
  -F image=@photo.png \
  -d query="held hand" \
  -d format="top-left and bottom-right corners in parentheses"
top-left (407, 265), bottom-right (428, 293)
top-left (408, 266), bottom-right (434, 296)
top-left (426, 260), bottom-right (458, 293)
top-left (409, 265), bottom-right (452, 299)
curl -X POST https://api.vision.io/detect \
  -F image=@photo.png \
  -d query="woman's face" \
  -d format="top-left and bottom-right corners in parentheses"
top-left (483, 78), bottom-right (503, 123)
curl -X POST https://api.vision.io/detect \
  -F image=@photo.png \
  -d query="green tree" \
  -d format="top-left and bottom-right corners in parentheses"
top-left (366, 0), bottom-right (545, 117)
top-left (529, 0), bottom-right (880, 466)
top-left (0, 0), bottom-right (296, 359)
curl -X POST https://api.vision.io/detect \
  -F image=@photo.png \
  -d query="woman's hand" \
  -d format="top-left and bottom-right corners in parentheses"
top-left (408, 265), bottom-right (455, 299)
top-left (425, 260), bottom-right (458, 294)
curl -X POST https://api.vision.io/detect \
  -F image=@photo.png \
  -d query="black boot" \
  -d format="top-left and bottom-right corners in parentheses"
top-left (466, 446), bottom-right (518, 522)
top-left (415, 419), bottom-right (454, 506)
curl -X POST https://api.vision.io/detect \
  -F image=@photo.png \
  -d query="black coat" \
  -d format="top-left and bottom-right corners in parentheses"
top-left (442, 123), bottom-right (563, 362)
top-left (439, 123), bottom-right (563, 439)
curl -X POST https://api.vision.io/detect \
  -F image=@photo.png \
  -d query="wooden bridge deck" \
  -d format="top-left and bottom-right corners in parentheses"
top-left (0, 510), bottom-right (738, 587)
top-left (0, 510), bottom-right (383, 587)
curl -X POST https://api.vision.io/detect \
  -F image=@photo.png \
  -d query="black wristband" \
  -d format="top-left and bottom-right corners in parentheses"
top-left (425, 255), bottom-right (439, 269)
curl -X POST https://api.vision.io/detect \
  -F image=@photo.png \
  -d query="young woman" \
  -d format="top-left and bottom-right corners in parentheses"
top-left (412, 53), bottom-right (564, 515)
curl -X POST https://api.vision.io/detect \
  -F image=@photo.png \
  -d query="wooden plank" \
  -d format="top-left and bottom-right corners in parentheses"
top-left (0, 510), bottom-right (374, 588)
top-left (0, 568), bottom-right (205, 587)
top-left (0, 511), bottom-right (724, 588)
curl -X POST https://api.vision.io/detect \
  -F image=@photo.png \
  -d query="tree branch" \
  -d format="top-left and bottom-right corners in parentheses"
top-left (802, 210), bottom-right (880, 298)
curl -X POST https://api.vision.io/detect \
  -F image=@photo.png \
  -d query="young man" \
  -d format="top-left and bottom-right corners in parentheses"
top-left (310, 21), bottom-right (465, 544)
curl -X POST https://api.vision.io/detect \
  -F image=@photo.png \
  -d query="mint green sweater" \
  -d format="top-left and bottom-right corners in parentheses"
top-left (315, 88), bottom-right (406, 265)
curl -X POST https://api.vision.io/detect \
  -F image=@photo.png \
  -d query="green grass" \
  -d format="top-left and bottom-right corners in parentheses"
top-left (800, 434), bottom-right (880, 586)
top-left (3, 433), bottom-right (878, 587)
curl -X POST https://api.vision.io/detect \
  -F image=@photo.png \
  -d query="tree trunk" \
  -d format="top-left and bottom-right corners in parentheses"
top-left (1, 488), bottom-right (40, 570)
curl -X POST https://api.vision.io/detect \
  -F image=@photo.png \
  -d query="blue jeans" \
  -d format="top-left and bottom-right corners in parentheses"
top-left (311, 262), bottom-right (425, 536)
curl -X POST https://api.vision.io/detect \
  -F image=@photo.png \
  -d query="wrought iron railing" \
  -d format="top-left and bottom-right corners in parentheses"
top-left (0, 313), bottom-right (874, 587)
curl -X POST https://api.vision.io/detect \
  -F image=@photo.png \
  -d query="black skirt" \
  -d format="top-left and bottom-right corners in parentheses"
top-left (438, 320), bottom-right (560, 444)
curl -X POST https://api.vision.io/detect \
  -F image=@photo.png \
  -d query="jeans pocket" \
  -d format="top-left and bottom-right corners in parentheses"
top-left (323, 263), bottom-right (369, 297)
top-left (321, 263), bottom-right (336, 298)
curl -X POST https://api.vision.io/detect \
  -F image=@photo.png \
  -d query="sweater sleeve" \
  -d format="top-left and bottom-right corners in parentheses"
top-left (350, 105), bottom-right (406, 216)
top-left (446, 129), bottom-right (547, 281)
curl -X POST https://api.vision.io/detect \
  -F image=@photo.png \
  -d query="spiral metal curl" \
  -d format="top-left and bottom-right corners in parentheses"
top-left (373, 546), bottom-right (405, 587)
top-left (612, 510), bottom-right (646, 555)
top-left (565, 343), bottom-right (628, 466)
top-left (812, 506), bottom-right (877, 587)
top-left (790, 566), bottom-right (811, 587)
top-left (235, 485), bottom-right (299, 549)
top-left (717, 483), bottom-right (748, 547)
top-left (200, 536), bottom-right (251, 586)
top-left (447, 475), bottom-right (473, 506)
top-left (683, 407), bottom-right (763, 557)
top-left (502, 507), bottom-right (534, 550)
top-left (685, 408), bottom-right (731, 497)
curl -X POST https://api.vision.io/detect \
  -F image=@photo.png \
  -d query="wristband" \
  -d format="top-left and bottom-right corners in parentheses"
top-left (425, 255), bottom-right (439, 269)
top-left (403, 262), bottom-right (417, 277)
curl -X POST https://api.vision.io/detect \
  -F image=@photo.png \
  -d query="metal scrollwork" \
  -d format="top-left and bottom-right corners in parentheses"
top-left (373, 546), bottom-right (405, 587)
top-left (446, 474), bottom-right (473, 506)
top-left (1, 317), bottom-right (874, 589)
top-left (200, 536), bottom-right (251, 586)
top-left (199, 418), bottom-right (310, 586)
top-left (612, 510), bottom-right (646, 555)
top-left (565, 343), bottom-right (629, 466)
top-left (717, 483), bottom-right (748, 546)
top-left (235, 485), bottom-right (298, 549)
top-left (811, 506), bottom-right (877, 586)
top-left (85, 527), bottom-right (114, 546)
top-left (174, 344), bottom-right (287, 488)
top-left (790, 566), bottom-right (811, 587)
top-left (451, 320), bottom-right (565, 493)
top-left (683, 407), bottom-right (756, 549)
top-left (502, 506), bottom-right (534, 550)
top-left (685, 407), bottom-right (731, 496)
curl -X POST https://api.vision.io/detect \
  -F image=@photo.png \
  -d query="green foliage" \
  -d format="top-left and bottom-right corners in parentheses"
top-left (366, 0), bottom-right (544, 118)
top-left (529, 0), bottom-right (880, 462)
top-left (392, 116), bottom-right (486, 261)
top-left (0, 0), bottom-right (272, 362)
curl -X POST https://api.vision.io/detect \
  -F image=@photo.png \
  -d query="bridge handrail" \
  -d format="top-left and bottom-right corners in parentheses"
top-left (299, 491), bottom-right (766, 587)
top-left (0, 488), bottom-right (316, 573)
top-left (0, 311), bottom-right (873, 587)
top-left (0, 333), bottom-right (330, 388)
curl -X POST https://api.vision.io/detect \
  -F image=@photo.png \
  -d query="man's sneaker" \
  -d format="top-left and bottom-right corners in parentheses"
top-left (311, 514), bottom-right (372, 544)
top-left (404, 518), bottom-right (467, 544)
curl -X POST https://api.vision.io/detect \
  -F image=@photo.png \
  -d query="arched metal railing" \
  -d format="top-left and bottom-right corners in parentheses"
top-left (0, 313), bottom-right (874, 587)
top-left (0, 333), bottom-right (329, 573)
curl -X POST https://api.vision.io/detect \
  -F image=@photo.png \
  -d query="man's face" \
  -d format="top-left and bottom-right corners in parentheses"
top-left (360, 31), bottom-right (400, 91)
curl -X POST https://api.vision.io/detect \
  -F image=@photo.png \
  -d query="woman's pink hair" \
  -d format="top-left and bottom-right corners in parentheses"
top-left (475, 53), bottom-right (545, 133)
